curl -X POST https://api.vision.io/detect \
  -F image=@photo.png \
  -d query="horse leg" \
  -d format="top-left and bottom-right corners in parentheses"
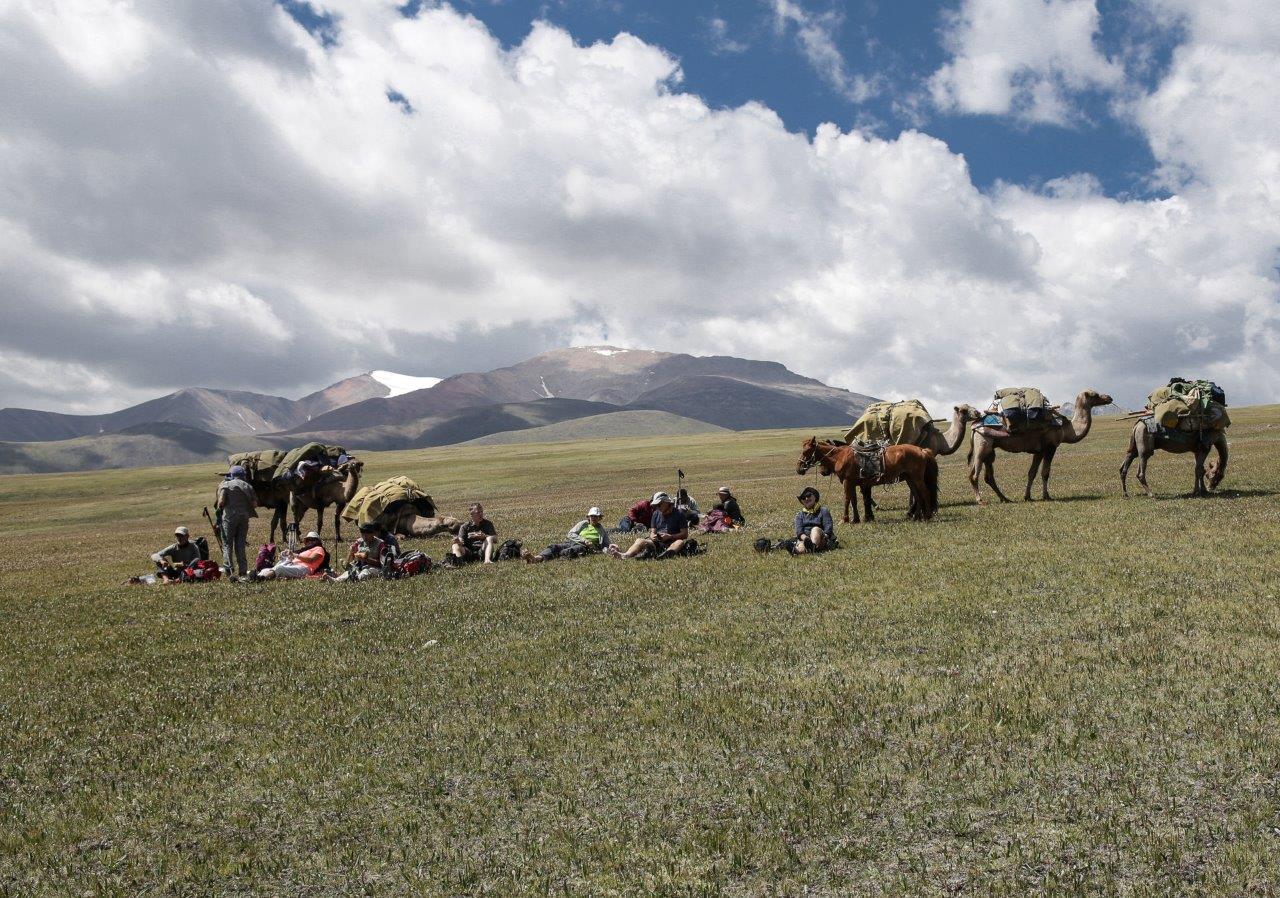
top-left (861, 483), bottom-right (874, 522)
top-left (1039, 446), bottom-right (1057, 501)
top-left (844, 479), bottom-right (858, 524)
top-left (1024, 453), bottom-right (1043, 501)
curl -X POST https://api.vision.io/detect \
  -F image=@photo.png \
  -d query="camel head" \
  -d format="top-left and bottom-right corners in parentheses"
top-left (1077, 390), bottom-right (1114, 409)
top-left (955, 403), bottom-right (982, 423)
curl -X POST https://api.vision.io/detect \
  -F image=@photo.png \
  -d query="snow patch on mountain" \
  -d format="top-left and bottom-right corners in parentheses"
top-left (370, 371), bottom-right (441, 397)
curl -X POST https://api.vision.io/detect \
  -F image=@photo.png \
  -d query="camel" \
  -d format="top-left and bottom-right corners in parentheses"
top-left (1120, 421), bottom-right (1227, 498)
top-left (384, 505), bottom-right (462, 539)
top-left (796, 437), bottom-right (940, 523)
top-left (967, 389), bottom-right (1113, 505)
top-left (251, 480), bottom-right (293, 544)
top-left (922, 405), bottom-right (984, 456)
top-left (292, 460), bottom-right (364, 541)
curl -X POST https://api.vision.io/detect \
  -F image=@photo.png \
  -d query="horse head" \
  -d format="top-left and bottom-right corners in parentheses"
top-left (796, 437), bottom-right (820, 475)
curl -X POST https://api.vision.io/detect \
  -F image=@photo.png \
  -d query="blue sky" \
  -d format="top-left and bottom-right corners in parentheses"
top-left (288, 0), bottom-right (1168, 197)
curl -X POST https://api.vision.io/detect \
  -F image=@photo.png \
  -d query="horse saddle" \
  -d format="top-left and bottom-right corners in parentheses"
top-left (851, 439), bottom-right (888, 479)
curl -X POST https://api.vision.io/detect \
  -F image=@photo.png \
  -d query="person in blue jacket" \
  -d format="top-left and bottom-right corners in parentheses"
top-left (792, 486), bottom-right (836, 554)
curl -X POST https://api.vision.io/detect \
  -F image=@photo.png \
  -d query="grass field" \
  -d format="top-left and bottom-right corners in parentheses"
top-left (3, 408), bottom-right (1280, 896)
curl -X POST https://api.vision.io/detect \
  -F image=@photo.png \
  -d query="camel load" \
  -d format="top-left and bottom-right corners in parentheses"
top-left (342, 476), bottom-right (460, 538)
top-left (844, 400), bottom-right (933, 446)
top-left (227, 449), bottom-right (286, 483)
top-left (275, 442), bottom-right (349, 480)
top-left (983, 387), bottom-right (1059, 433)
top-left (1145, 379), bottom-right (1229, 432)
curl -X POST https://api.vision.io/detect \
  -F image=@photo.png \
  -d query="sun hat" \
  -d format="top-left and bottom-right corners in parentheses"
top-left (174, 526), bottom-right (189, 536)
top-left (651, 491), bottom-right (672, 505)
top-left (797, 487), bottom-right (820, 502)
top-left (587, 506), bottom-right (602, 517)
top-left (717, 486), bottom-right (731, 494)
top-left (304, 531), bottom-right (321, 541)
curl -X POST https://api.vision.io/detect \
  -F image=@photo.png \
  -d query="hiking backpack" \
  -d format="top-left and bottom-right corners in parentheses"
top-left (194, 536), bottom-right (210, 562)
top-left (183, 560), bottom-right (222, 582)
top-left (386, 550), bottom-right (432, 579)
top-left (495, 539), bottom-right (523, 561)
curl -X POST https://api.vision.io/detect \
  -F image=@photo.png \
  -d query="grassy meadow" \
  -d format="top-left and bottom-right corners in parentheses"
top-left (3, 407), bottom-right (1280, 896)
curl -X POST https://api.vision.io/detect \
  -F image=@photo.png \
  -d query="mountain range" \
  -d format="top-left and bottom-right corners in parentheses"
top-left (0, 347), bottom-right (875, 473)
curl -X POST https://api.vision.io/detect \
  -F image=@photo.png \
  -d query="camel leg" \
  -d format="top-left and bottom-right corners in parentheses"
top-left (1136, 451), bottom-right (1154, 498)
top-left (985, 457), bottom-right (1012, 504)
top-left (969, 447), bottom-right (988, 506)
top-left (1193, 447), bottom-right (1207, 497)
top-left (1024, 453), bottom-right (1043, 502)
top-left (1039, 446), bottom-right (1056, 501)
top-left (1120, 451), bottom-right (1136, 498)
top-left (334, 503), bottom-right (344, 543)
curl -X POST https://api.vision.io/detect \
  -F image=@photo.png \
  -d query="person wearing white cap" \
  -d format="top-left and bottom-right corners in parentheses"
top-left (523, 506), bottom-right (611, 564)
top-left (254, 531), bottom-right (330, 580)
top-left (712, 486), bottom-right (745, 526)
top-left (151, 526), bottom-right (202, 581)
top-left (609, 492), bottom-right (692, 560)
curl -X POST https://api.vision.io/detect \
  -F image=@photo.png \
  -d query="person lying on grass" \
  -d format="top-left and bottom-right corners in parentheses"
top-left (332, 522), bottom-right (393, 581)
top-left (254, 531), bottom-right (330, 580)
top-left (151, 526), bottom-right (201, 582)
top-left (451, 503), bottom-right (498, 565)
top-left (609, 492), bottom-right (696, 560)
top-left (523, 506), bottom-right (610, 564)
top-left (791, 486), bottom-right (836, 554)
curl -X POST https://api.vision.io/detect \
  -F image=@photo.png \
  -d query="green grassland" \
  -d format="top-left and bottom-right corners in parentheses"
top-left (3, 407), bottom-right (1280, 896)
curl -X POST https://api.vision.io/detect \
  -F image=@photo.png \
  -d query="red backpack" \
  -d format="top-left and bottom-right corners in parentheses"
top-left (388, 551), bottom-right (431, 579)
top-left (183, 560), bottom-right (222, 582)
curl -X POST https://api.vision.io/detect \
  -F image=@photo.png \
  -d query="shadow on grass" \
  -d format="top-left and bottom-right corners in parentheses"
top-left (1147, 487), bottom-right (1280, 500)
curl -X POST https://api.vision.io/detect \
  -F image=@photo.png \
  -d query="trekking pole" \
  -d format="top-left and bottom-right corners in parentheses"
top-left (677, 469), bottom-right (684, 501)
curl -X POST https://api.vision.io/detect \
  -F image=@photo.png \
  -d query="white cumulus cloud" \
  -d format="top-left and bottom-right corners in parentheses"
top-left (0, 0), bottom-right (1275, 418)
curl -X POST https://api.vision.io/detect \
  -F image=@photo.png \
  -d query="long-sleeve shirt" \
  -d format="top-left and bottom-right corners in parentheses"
top-left (627, 500), bottom-right (654, 527)
top-left (794, 506), bottom-right (835, 541)
top-left (714, 497), bottom-right (745, 524)
top-left (152, 541), bottom-right (201, 567)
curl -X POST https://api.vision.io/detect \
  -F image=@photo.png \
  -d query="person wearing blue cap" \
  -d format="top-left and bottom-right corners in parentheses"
top-left (217, 464), bottom-right (258, 579)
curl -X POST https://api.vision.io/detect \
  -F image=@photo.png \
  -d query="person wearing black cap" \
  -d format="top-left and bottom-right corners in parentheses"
top-left (216, 464), bottom-right (258, 580)
top-left (793, 486), bottom-right (835, 554)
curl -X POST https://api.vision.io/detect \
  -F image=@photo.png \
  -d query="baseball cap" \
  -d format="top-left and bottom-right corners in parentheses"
top-left (174, 526), bottom-right (190, 536)
top-left (226, 464), bottom-right (248, 478)
top-left (304, 531), bottom-right (321, 541)
top-left (717, 486), bottom-right (731, 494)
top-left (587, 506), bottom-right (602, 517)
top-left (651, 492), bottom-right (671, 505)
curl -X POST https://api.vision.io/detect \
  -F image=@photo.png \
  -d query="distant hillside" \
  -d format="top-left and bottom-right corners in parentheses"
top-left (627, 376), bottom-right (854, 431)
top-left (287, 346), bottom-right (876, 435)
top-left (463, 410), bottom-right (729, 446)
top-left (0, 423), bottom-right (270, 475)
top-left (0, 370), bottom-right (441, 443)
top-left (284, 398), bottom-right (619, 452)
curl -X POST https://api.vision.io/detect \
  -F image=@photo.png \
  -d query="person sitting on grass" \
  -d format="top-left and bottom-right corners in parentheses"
top-left (151, 526), bottom-right (201, 582)
top-left (523, 506), bottom-right (610, 564)
top-left (713, 486), bottom-right (746, 526)
top-left (791, 486), bottom-right (836, 554)
top-left (618, 496), bottom-right (654, 533)
top-left (609, 493), bottom-right (692, 560)
top-left (254, 531), bottom-right (330, 580)
top-left (333, 522), bottom-right (391, 581)
top-left (451, 503), bottom-right (498, 565)
top-left (675, 488), bottom-right (700, 525)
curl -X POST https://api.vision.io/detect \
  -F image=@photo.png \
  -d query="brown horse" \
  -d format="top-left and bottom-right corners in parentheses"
top-left (796, 437), bottom-right (940, 522)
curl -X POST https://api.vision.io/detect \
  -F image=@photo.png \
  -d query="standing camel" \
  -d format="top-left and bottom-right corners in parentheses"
top-left (251, 480), bottom-right (293, 544)
top-left (1120, 422), bottom-right (1227, 498)
top-left (292, 460), bottom-right (364, 541)
top-left (796, 437), bottom-right (940, 523)
top-left (967, 389), bottom-right (1113, 505)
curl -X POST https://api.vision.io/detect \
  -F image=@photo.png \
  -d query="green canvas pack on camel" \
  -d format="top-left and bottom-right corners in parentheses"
top-left (988, 388), bottom-right (1055, 432)
top-left (844, 400), bottom-right (933, 446)
top-left (1146, 379), bottom-right (1230, 431)
top-left (227, 449), bottom-right (286, 483)
top-left (342, 476), bottom-right (434, 526)
top-left (276, 442), bottom-right (348, 476)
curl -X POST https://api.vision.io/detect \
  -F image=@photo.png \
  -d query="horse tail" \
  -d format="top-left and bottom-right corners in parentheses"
top-left (923, 449), bottom-right (940, 516)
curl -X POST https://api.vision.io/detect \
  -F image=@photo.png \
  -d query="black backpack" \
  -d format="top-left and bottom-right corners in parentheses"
top-left (495, 539), bottom-right (523, 561)
top-left (194, 536), bottom-right (210, 561)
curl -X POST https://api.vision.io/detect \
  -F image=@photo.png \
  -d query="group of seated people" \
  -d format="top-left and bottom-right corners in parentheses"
top-left (147, 482), bottom-right (841, 582)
